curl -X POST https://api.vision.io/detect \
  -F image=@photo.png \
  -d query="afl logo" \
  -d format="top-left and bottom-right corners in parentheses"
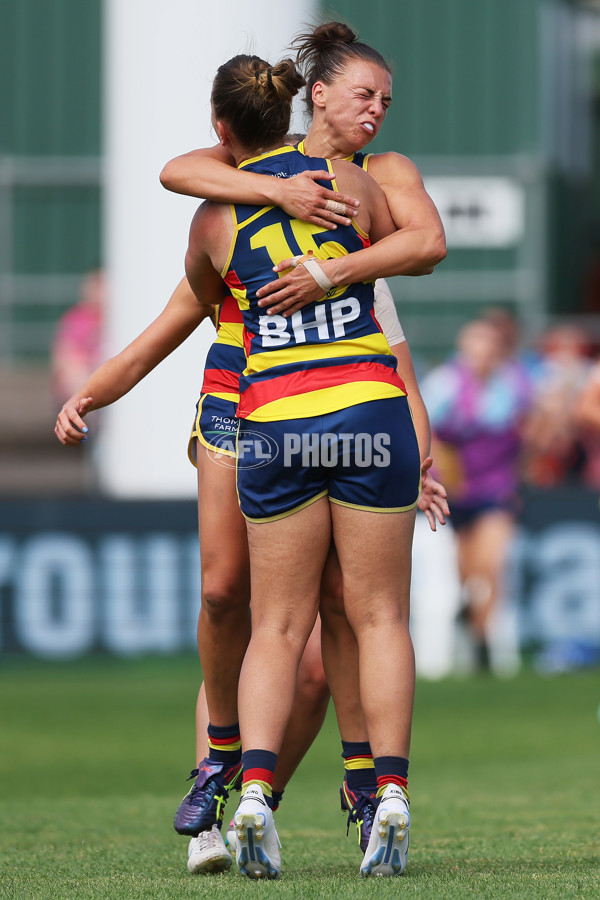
top-left (207, 430), bottom-right (279, 469)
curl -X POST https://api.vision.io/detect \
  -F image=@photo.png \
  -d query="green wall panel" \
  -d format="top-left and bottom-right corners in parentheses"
top-left (0, 0), bottom-right (101, 155)
top-left (13, 186), bottom-right (101, 275)
top-left (1, 0), bottom-right (102, 361)
top-left (325, 0), bottom-right (541, 157)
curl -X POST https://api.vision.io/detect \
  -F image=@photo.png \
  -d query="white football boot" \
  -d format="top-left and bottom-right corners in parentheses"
top-left (233, 784), bottom-right (281, 879)
top-left (225, 818), bottom-right (237, 853)
top-left (360, 784), bottom-right (410, 877)
top-left (187, 825), bottom-right (232, 874)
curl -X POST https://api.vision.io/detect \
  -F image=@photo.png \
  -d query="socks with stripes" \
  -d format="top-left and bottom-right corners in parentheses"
top-left (374, 755), bottom-right (409, 800)
top-left (341, 740), bottom-right (377, 792)
top-left (241, 749), bottom-right (278, 808)
top-left (207, 722), bottom-right (241, 765)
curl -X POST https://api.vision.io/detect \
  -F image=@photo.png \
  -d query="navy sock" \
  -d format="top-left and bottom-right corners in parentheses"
top-left (207, 722), bottom-right (241, 765)
top-left (374, 755), bottom-right (409, 795)
top-left (242, 749), bottom-right (278, 807)
top-left (341, 740), bottom-right (376, 791)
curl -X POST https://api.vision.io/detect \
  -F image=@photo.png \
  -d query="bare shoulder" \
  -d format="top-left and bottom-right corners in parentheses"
top-left (188, 201), bottom-right (231, 255)
top-left (367, 151), bottom-right (425, 189)
top-left (185, 201), bottom-right (231, 300)
top-left (330, 158), bottom-right (386, 204)
top-left (332, 157), bottom-right (376, 186)
top-left (189, 199), bottom-right (220, 232)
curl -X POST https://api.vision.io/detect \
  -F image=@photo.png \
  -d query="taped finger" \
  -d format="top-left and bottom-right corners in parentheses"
top-left (325, 199), bottom-right (348, 215)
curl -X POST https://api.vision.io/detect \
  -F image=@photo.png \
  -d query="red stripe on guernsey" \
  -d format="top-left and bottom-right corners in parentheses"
top-left (370, 308), bottom-right (384, 334)
top-left (223, 268), bottom-right (246, 294)
top-left (243, 767), bottom-right (275, 786)
top-left (243, 328), bottom-right (254, 358)
top-left (218, 294), bottom-right (244, 324)
top-left (359, 233), bottom-right (371, 249)
top-left (201, 367), bottom-right (240, 394)
top-left (238, 361), bottom-right (406, 418)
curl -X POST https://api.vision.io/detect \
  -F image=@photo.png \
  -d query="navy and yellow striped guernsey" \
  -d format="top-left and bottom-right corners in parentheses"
top-left (200, 294), bottom-right (245, 402)
top-left (220, 145), bottom-right (406, 422)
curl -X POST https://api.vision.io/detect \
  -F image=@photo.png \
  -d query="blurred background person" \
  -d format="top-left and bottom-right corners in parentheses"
top-left (481, 305), bottom-right (542, 378)
top-left (522, 323), bottom-right (593, 488)
top-left (422, 316), bottom-right (533, 672)
top-left (573, 355), bottom-right (600, 491)
top-left (49, 268), bottom-right (106, 489)
top-left (51, 268), bottom-right (106, 411)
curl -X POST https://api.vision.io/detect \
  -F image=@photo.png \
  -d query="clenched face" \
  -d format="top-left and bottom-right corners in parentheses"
top-left (312, 59), bottom-right (392, 156)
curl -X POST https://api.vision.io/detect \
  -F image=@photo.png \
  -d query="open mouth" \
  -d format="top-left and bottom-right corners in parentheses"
top-left (361, 122), bottom-right (376, 135)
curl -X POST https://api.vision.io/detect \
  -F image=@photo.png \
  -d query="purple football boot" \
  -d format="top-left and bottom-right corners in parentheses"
top-left (174, 758), bottom-right (243, 836)
top-left (340, 780), bottom-right (379, 854)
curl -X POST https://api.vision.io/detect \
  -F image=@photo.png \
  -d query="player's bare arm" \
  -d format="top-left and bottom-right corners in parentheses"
top-left (55, 277), bottom-right (213, 446)
top-left (184, 201), bottom-right (233, 303)
top-left (367, 152), bottom-right (446, 272)
top-left (160, 144), bottom-right (359, 231)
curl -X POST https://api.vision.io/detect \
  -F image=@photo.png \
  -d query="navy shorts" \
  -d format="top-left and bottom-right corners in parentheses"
top-left (449, 499), bottom-right (516, 531)
top-left (188, 393), bottom-right (239, 465)
top-left (236, 396), bottom-right (420, 522)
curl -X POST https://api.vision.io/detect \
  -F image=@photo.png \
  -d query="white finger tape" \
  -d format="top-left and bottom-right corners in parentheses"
top-left (325, 199), bottom-right (347, 215)
top-left (300, 257), bottom-right (334, 293)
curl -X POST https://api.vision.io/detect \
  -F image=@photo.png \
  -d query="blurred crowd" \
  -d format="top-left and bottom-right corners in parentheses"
top-left (415, 306), bottom-right (600, 677)
top-left (424, 307), bottom-right (600, 498)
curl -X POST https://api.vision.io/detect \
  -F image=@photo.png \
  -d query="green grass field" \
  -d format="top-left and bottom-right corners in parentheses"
top-left (1, 656), bottom-right (598, 899)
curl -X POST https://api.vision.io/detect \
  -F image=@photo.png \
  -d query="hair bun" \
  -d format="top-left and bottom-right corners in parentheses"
top-left (291, 21), bottom-right (360, 71)
top-left (253, 59), bottom-right (304, 102)
top-left (311, 22), bottom-right (357, 46)
top-left (212, 54), bottom-right (303, 152)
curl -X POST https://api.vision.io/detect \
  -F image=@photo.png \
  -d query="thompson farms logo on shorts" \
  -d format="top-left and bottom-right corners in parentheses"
top-left (206, 430), bottom-right (279, 469)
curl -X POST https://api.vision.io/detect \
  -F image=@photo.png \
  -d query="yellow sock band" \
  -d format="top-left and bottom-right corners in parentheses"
top-left (344, 756), bottom-right (375, 771)
top-left (244, 778), bottom-right (272, 797)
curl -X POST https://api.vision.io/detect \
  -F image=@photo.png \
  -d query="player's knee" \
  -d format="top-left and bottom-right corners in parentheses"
top-left (350, 602), bottom-right (411, 634)
top-left (320, 564), bottom-right (344, 615)
top-left (320, 584), bottom-right (344, 618)
top-left (296, 656), bottom-right (329, 708)
top-left (319, 579), bottom-right (346, 636)
top-left (200, 577), bottom-right (249, 624)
